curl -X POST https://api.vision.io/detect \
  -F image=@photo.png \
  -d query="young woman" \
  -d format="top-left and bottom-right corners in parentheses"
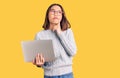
top-left (33, 3), bottom-right (77, 78)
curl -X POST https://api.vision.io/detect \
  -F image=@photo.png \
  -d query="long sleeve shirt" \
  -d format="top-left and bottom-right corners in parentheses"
top-left (34, 28), bottom-right (77, 76)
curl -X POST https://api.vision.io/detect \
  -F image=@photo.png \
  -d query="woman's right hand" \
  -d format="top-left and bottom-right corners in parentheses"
top-left (33, 53), bottom-right (45, 67)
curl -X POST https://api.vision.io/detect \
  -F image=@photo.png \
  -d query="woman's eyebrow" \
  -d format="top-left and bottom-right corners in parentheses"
top-left (50, 8), bottom-right (62, 11)
top-left (50, 8), bottom-right (55, 10)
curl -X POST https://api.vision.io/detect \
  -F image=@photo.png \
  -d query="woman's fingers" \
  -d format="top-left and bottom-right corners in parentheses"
top-left (36, 54), bottom-right (39, 64)
top-left (36, 54), bottom-right (38, 63)
top-left (35, 53), bottom-right (45, 66)
top-left (41, 54), bottom-right (45, 63)
top-left (32, 58), bottom-right (36, 65)
top-left (39, 53), bottom-right (42, 62)
top-left (40, 54), bottom-right (44, 64)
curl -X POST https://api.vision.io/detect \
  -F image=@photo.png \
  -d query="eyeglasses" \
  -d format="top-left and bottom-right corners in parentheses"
top-left (49, 9), bottom-right (63, 15)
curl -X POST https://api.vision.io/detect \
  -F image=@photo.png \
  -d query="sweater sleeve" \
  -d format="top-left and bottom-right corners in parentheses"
top-left (34, 33), bottom-right (40, 40)
top-left (56, 28), bottom-right (77, 57)
top-left (34, 33), bottom-right (55, 69)
top-left (34, 33), bottom-right (45, 68)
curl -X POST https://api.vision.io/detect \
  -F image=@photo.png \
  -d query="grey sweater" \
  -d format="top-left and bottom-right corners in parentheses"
top-left (34, 28), bottom-right (77, 76)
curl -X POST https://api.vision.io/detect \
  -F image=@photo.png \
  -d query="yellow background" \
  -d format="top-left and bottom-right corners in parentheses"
top-left (0, 0), bottom-right (120, 78)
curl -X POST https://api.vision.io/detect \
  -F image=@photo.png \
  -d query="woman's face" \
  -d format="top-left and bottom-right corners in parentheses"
top-left (48, 5), bottom-right (63, 25)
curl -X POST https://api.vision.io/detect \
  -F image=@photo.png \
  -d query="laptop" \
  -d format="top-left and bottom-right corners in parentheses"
top-left (21, 40), bottom-right (55, 62)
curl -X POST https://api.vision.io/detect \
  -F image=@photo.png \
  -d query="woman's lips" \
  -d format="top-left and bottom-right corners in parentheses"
top-left (53, 17), bottom-right (58, 19)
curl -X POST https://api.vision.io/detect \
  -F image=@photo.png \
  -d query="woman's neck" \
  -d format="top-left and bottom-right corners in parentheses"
top-left (49, 23), bottom-right (61, 31)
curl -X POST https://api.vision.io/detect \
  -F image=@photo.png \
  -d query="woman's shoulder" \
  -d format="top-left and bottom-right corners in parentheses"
top-left (60, 28), bottom-right (73, 37)
top-left (35, 29), bottom-right (53, 37)
top-left (63, 28), bottom-right (73, 34)
top-left (35, 30), bottom-right (51, 39)
top-left (67, 28), bottom-right (72, 32)
top-left (36, 29), bottom-right (50, 34)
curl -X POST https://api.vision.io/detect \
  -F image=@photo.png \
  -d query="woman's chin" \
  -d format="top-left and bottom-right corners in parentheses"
top-left (52, 22), bottom-right (59, 25)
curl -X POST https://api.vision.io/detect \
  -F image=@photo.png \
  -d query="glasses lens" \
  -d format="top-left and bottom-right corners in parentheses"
top-left (50, 9), bottom-right (62, 15)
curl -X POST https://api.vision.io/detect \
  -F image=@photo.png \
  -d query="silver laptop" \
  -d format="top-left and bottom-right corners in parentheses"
top-left (21, 40), bottom-right (55, 62)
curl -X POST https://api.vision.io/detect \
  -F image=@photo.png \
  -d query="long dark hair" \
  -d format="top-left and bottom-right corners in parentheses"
top-left (42, 3), bottom-right (71, 31)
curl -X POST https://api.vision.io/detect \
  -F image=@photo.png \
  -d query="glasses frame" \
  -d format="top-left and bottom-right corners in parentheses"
top-left (49, 9), bottom-right (63, 15)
